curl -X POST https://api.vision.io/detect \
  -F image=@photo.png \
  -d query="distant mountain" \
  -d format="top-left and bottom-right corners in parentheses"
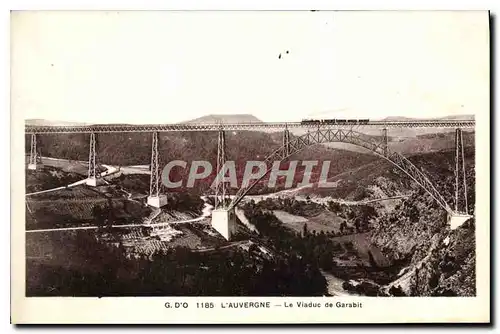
top-left (436, 114), bottom-right (475, 120)
top-left (182, 114), bottom-right (263, 124)
top-left (381, 114), bottom-right (475, 121)
top-left (379, 116), bottom-right (415, 121)
top-left (25, 119), bottom-right (90, 126)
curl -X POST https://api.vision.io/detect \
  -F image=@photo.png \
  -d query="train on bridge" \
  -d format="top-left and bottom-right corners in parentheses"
top-left (301, 119), bottom-right (370, 125)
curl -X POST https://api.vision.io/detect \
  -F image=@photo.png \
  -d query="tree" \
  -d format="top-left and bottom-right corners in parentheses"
top-left (354, 218), bottom-right (361, 232)
top-left (92, 205), bottom-right (106, 227)
top-left (302, 223), bottom-right (309, 237)
top-left (344, 241), bottom-right (354, 252)
top-left (340, 221), bottom-right (347, 234)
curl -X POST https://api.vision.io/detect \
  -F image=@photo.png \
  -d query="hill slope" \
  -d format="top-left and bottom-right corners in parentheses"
top-left (28, 130), bottom-right (378, 194)
top-left (367, 148), bottom-right (476, 296)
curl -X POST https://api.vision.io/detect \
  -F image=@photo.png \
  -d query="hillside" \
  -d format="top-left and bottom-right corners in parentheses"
top-left (389, 130), bottom-right (475, 154)
top-left (28, 130), bottom-right (378, 194)
top-left (27, 126), bottom-right (475, 195)
top-left (370, 193), bottom-right (475, 296)
top-left (182, 114), bottom-right (263, 124)
top-left (288, 146), bottom-right (476, 296)
top-left (25, 135), bottom-right (477, 297)
top-left (287, 146), bottom-right (475, 207)
top-left (364, 148), bottom-right (475, 296)
top-left (319, 129), bottom-right (475, 157)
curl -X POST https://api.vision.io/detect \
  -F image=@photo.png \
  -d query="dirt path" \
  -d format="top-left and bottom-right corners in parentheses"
top-left (192, 240), bottom-right (249, 253)
top-left (26, 164), bottom-right (119, 196)
top-left (26, 196), bottom-right (214, 234)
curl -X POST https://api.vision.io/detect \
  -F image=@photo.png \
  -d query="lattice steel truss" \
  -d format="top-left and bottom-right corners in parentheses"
top-left (382, 128), bottom-right (388, 156)
top-left (283, 127), bottom-right (291, 157)
top-left (28, 134), bottom-right (37, 166)
top-left (454, 128), bottom-right (469, 214)
top-left (214, 129), bottom-right (230, 209)
top-left (228, 127), bottom-right (454, 214)
top-left (88, 133), bottom-right (97, 180)
top-left (149, 131), bottom-right (160, 198)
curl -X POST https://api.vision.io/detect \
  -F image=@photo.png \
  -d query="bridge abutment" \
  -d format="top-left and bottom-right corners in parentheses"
top-left (28, 133), bottom-right (39, 171)
top-left (87, 133), bottom-right (97, 185)
top-left (211, 208), bottom-right (237, 241)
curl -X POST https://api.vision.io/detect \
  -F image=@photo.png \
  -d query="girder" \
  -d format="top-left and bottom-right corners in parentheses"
top-left (227, 128), bottom-right (453, 214)
top-left (25, 120), bottom-right (475, 134)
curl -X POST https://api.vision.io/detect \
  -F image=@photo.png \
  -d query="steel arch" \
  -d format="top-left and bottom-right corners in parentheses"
top-left (227, 128), bottom-right (453, 214)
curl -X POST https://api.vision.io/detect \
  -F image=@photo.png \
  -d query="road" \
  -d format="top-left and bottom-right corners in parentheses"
top-left (25, 218), bottom-right (209, 234)
top-left (26, 196), bottom-right (214, 233)
top-left (26, 164), bottom-right (120, 196)
top-left (192, 240), bottom-right (249, 253)
top-left (242, 192), bottom-right (409, 206)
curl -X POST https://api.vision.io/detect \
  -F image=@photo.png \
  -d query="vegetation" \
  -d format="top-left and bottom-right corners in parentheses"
top-left (25, 142), bottom-right (477, 297)
top-left (370, 148), bottom-right (476, 296)
top-left (247, 197), bottom-right (376, 236)
top-left (25, 166), bottom-right (82, 193)
top-left (27, 131), bottom-right (377, 195)
top-left (26, 227), bottom-right (328, 296)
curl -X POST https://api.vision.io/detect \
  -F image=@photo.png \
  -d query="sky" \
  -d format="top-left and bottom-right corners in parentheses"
top-left (11, 11), bottom-right (489, 124)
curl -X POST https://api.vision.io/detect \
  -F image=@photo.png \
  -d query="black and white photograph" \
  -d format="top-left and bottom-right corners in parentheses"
top-left (11, 10), bottom-right (490, 324)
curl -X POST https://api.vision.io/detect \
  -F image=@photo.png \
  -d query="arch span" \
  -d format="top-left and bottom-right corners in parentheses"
top-left (227, 128), bottom-right (453, 214)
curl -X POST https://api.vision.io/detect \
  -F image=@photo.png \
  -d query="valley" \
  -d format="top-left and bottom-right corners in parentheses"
top-left (24, 126), bottom-right (476, 297)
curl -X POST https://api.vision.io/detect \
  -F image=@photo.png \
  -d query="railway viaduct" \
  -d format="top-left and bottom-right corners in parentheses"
top-left (25, 120), bottom-right (475, 240)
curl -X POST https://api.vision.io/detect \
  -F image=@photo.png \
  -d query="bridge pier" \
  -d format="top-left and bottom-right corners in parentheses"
top-left (86, 132), bottom-right (97, 186)
top-left (211, 129), bottom-right (236, 240)
top-left (446, 128), bottom-right (472, 230)
top-left (147, 131), bottom-right (167, 208)
top-left (382, 128), bottom-right (388, 156)
top-left (211, 208), bottom-right (237, 241)
top-left (283, 127), bottom-right (290, 157)
top-left (28, 134), bottom-right (38, 170)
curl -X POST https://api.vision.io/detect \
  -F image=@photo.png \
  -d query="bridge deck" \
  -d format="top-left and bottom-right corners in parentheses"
top-left (25, 120), bottom-right (475, 134)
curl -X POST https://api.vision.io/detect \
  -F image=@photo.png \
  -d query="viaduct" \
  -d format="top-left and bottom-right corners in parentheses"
top-left (25, 120), bottom-right (475, 240)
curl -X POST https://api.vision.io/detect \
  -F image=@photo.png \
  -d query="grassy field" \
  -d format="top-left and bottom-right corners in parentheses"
top-left (273, 210), bottom-right (342, 234)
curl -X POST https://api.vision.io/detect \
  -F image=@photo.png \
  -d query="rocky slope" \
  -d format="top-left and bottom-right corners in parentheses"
top-left (368, 148), bottom-right (476, 296)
